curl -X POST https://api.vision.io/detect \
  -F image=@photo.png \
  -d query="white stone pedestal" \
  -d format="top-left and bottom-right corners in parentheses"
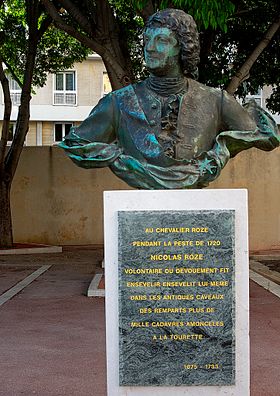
top-left (104, 189), bottom-right (249, 396)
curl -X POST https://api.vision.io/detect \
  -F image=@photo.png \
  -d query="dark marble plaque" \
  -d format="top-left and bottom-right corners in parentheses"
top-left (118, 210), bottom-right (235, 386)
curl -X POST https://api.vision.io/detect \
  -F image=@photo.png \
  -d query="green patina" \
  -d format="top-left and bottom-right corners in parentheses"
top-left (59, 9), bottom-right (279, 190)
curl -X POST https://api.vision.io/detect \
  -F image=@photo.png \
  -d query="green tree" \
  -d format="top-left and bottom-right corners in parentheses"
top-left (42, 0), bottom-right (142, 90)
top-left (41, 0), bottom-right (237, 89)
top-left (197, 0), bottom-right (280, 110)
top-left (42, 0), bottom-right (280, 109)
top-left (0, 0), bottom-right (89, 247)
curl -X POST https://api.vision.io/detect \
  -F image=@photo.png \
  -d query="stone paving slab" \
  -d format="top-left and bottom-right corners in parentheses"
top-left (0, 247), bottom-right (279, 396)
top-left (0, 266), bottom-right (37, 294)
top-left (249, 281), bottom-right (280, 396)
top-left (250, 259), bottom-right (280, 283)
top-left (0, 244), bottom-right (62, 255)
top-left (0, 250), bottom-right (105, 396)
top-left (88, 273), bottom-right (105, 297)
top-left (256, 259), bottom-right (280, 274)
top-left (0, 265), bottom-right (52, 307)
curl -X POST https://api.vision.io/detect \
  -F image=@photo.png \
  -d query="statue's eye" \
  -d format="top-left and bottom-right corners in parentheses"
top-left (143, 35), bottom-right (150, 44)
top-left (157, 36), bottom-right (169, 43)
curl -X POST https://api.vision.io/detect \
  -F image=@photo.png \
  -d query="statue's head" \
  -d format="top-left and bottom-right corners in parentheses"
top-left (144, 9), bottom-right (200, 79)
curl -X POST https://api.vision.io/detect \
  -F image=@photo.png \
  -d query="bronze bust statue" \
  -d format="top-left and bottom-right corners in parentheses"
top-left (59, 9), bottom-right (279, 189)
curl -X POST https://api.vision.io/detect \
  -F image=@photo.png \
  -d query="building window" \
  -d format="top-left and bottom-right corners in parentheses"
top-left (245, 87), bottom-right (263, 107)
top-left (54, 123), bottom-right (73, 142)
top-left (8, 122), bottom-right (16, 142)
top-left (5, 122), bottom-right (26, 145)
top-left (103, 72), bottom-right (112, 96)
top-left (53, 71), bottom-right (77, 105)
top-left (7, 75), bottom-right (21, 106)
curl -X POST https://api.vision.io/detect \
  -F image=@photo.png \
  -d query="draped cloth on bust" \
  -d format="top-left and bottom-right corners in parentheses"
top-left (59, 81), bottom-right (280, 190)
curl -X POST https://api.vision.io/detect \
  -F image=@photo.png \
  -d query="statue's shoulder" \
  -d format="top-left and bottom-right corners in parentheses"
top-left (187, 79), bottom-right (222, 100)
top-left (113, 83), bottom-right (139, 97)
top-left (97, 84), bottom-right (137, 109)
top-left (112, 80), bottom-right (147, 98)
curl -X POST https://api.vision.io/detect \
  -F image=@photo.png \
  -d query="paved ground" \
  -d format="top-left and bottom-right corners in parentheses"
top-left (0, 247), bottom-right (279, 396)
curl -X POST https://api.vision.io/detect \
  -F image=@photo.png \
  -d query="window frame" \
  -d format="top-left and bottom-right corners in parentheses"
top-left (53, 71), bottom-right (77, 106)
top-left (53, 122), bottom-right (73, 143)
top-left (6, 75), bottom-right (21, 106)
top-left (245, 88), bottom-right (263, 107)
top-left (7, 122), bottom-right (16, 144)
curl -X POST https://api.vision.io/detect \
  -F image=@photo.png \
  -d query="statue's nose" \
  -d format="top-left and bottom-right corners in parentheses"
top-left (145, 38), bottom-right (156, 52)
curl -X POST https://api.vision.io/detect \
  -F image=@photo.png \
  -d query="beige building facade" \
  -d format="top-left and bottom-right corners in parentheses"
top-left (0, 54), bottom-right (109, 146)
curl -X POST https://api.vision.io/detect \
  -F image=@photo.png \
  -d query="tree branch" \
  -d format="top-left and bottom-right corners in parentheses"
top-left (135, 0), bottom-right (155, 23)
top-left (5, 1), bottom-right (41, 179)
top-left (0, 60), bottom-right (12, 169)
top-left (232, 7), bottom-right (258, 18)
top-left (38, 14), bottom-right (53, 40)
top-left (199, 29), bottom-right (215, 67)
top-left (226, 15), bottom-right (280, 94)
top-left (42, 0), bottom-right (105, 54)
top-left (59, 0), bottom-right (93, 37)
top-left (42, 0), bottom-right (131, 88)
top-left (1, 58), bottom-right (23, 88)
top-left (95, 0), bottom-right (129, 70)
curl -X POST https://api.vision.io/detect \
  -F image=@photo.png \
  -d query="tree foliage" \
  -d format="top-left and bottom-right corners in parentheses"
top-left (0, 0), bottom-right (89, 247)
top-left (42, 0), bottom-right (280, 111)
top-left (0, 0), bottom-right (89, 88)
top-left (133, 0), bottom-right (280, 111)
top-left (199, 0), bottom-right (280, 112)
top-left (132, 0), bottom-right (235, 31)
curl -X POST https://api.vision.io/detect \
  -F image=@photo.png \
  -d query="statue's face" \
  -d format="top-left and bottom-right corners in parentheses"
top-left (143, 27), bottom-right (181, 77)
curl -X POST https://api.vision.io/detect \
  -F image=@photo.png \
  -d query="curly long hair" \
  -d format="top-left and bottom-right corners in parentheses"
top-left (145, 9), bottom-right (200, 79)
